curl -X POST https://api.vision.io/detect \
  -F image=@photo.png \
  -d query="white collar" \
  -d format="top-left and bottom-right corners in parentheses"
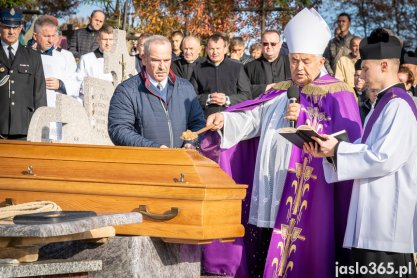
top-left (146, 71), bottom-right (168, 89)
top-left (1, 40), bottom-right (19, 52)
top-left (378, 84), bottom-right (397, 95)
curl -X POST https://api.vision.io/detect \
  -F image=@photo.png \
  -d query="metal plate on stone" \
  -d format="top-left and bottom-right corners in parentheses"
top-left (13, 211), bottom-right (97, 225)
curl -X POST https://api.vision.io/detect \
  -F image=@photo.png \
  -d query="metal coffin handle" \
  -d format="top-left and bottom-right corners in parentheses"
top-left (138, 205), bottom-right (179, 221)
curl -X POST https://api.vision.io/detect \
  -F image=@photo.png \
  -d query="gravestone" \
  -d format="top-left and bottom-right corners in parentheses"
top-left (27, 94), bottom-right (98, 144)
top-left (82, 77), bottom-right (115, 145)
top-left (81, 29), bottom-right (137, 145)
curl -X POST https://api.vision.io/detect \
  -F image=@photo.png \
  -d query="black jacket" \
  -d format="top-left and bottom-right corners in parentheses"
top-left (171, 56), bottom-right (206, 81)
top-left (68, 27), bottom-right (99, 59)
top-left (190, 57), bottom-right (251, 117)
top-left (244, 55), bottom-right (291, 98)
top-left (0, 43), bottom-right (47, 136)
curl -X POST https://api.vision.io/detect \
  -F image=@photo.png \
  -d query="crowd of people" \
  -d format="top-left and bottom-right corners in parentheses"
top-left (1, 5), bottom-right (417, 278)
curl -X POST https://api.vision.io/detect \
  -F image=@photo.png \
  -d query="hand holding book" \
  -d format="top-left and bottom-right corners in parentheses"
top-left (278, 125), bottom-right (349, 150)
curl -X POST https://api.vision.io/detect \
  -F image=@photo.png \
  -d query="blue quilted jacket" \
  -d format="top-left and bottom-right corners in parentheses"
top-left (108, 69), bottom-right (205, 148)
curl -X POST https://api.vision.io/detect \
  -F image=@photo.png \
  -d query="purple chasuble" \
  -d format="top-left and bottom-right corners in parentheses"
top-left (201, 75), bottom-right (363, 278)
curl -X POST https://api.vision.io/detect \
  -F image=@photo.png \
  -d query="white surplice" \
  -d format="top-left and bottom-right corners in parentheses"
top-left (323, 96), bottom-right (417, 253)
top-left (220, 93), bottom-right (293, 228)
top-left (41, 48), bottom-right (78, 107)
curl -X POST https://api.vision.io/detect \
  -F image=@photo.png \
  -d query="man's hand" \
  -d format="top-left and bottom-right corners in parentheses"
top-left (265, 83), bottom-right (277, 92)
top-left (183, 143), bottom-right (195, 150)
top-left (210, 92), bottom-right (227, 106)
top-left (303, 135), bottom-right (338, 157)
top-left (206, 112), bottom-right (224, 130)
top-left (45, 77), bottom-right (60, 90)
top-left (285, 103), bottom-right (301, 122)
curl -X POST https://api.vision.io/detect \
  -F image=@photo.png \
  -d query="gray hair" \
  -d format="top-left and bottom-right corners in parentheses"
top-left (143, 35), bottom-right (171, 57)
top-left (34, 16), bottom-right (58, 34)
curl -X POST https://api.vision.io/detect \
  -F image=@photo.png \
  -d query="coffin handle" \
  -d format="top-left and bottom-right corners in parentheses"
top-left (138, 205), bottom-right (179, 221)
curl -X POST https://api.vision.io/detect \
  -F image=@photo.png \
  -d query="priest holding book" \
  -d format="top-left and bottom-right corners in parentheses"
top-left (304, 28), bottom-right (417, 278)
top-left (201, 8), bottom-right (363, 278)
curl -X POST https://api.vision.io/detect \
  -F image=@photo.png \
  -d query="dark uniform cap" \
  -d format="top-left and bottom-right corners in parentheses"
top-left (359, 28), bottom-right (402, 60)
top-left (0, 8), bottom-right (23, 27)
top-left (402, 52), bottom-right (417, 66)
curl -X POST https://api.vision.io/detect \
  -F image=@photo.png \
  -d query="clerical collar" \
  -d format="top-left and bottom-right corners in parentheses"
top-left (146, 71), bottom-right (168, 90)
top-left (94, 48), bottom-right (104, 58)
top-left (41, 47), bottom-right (54, 56)
top-left (375, 83), bottom-right (405, 107)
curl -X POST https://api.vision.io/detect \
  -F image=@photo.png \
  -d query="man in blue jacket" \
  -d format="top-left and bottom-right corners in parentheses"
top-left (108, 35), bottom-right (205, 148)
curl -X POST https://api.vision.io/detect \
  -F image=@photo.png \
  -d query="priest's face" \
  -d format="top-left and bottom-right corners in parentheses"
top-left (289, 53), bottom-right (325, 86)
top-left (207, 38), bottom-right (227, 65)
top-left (359, 59), bottom-right (384, 91)
top-left (143, 41), bottom-right (172, 82)
top-left (98, 32), bottom-right (114, 52)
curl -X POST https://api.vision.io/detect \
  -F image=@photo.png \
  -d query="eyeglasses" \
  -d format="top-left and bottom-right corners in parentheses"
top-left (262, 42), bottom-right (279, 47)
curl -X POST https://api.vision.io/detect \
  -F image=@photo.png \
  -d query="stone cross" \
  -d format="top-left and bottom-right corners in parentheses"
top-left (104, 29), bottom-right (136, 84)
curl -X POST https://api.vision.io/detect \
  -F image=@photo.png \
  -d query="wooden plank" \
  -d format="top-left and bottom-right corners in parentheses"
top-left (0, 179), bottom-right (246, 200)
top-left (7, 226), bottom-right (115, 247)
top-left (0, 141), bottom-right (217, 166)
top-left (0, 246), bottom-right (38, 262)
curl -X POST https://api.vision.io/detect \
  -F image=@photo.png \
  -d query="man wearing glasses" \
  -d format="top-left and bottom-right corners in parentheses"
top-left (244, 30), bottom-right (291, 98)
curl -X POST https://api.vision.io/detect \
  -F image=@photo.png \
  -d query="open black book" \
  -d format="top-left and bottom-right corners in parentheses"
top-left (278, 125), bottom-right (349, 149)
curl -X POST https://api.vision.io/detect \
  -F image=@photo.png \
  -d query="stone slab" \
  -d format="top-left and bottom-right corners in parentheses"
top-left (0, 259), bottom-right (101, 277)
top-left (40, 236), bottom-right (201, 278)
top-left (0, 212), bottom-right (142, 238)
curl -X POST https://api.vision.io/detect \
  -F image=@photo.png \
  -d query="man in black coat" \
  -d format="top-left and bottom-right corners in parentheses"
top-left (171, 35), bottom-right (205, 81)
top-left (0, 8), bottom-right (47, 140)
top-left (190, 33), bottom-right (251, 117)
top-left (68, 10), bottom-right (105, 59)
top-left (244, 30), bottom-right (291, 99)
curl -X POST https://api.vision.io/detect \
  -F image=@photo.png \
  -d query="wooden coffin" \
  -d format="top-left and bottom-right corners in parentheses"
top-left (0, 141), bottom-right (247, 244)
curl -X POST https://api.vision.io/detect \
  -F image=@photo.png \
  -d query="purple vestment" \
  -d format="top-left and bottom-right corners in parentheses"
top-left (201, 75), bottom-right (363, 278)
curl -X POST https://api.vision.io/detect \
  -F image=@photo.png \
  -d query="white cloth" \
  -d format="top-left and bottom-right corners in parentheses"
top-left (41, 48), bottom-right (78, 107)
top-left (283, 8), bottom-right (331, 54)
top-left (323, 97), bottom-right (417, 253)
top-left (220, 93), bottom-right (293, 228)
top-left (76, 51), bottom-right (114, 98)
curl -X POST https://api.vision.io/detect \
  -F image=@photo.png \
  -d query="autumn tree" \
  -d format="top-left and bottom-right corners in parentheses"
top-left (326, 0), bottom-right (417, 50)
top-left (1, 0), bottom-right (80, 18)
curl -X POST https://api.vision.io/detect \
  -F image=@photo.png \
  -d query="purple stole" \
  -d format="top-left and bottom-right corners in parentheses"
top-left (361, 86), bottom-right (417, 143)
top-left (200, 75), bottom-right (363, 278)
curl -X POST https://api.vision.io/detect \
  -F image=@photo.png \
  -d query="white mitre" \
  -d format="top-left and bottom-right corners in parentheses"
top-left (283, 8), bottom-right (331, 54)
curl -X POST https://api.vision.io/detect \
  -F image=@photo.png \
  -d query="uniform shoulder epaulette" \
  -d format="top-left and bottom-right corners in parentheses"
top-left (56, 47), bottom-right (62, 52)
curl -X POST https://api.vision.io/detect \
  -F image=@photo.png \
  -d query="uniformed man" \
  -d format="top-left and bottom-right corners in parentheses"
top-left (0, 8), bottom-right (46, 140)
